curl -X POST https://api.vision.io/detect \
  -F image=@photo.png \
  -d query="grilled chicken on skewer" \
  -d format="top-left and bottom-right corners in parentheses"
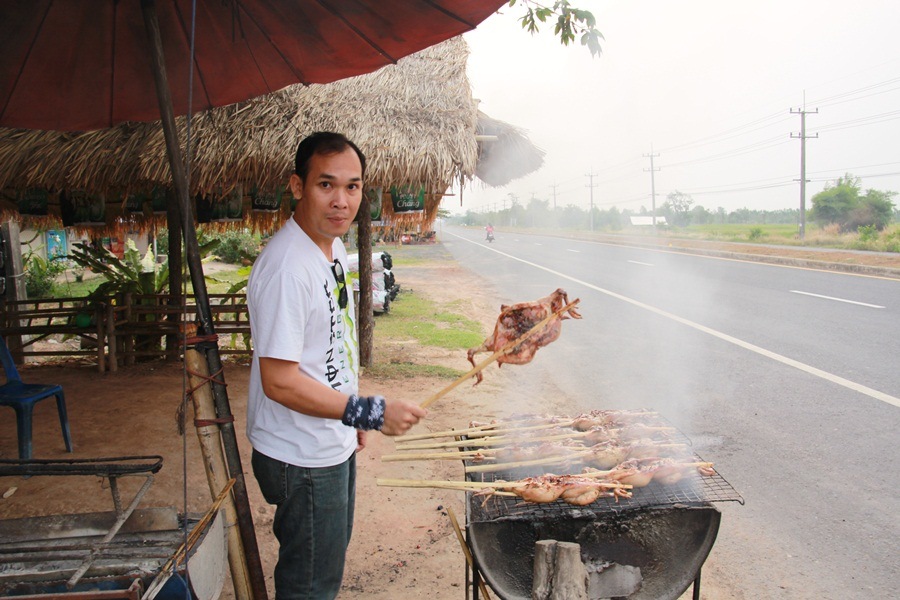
top-left (467, 289), bottom-right (581, 384)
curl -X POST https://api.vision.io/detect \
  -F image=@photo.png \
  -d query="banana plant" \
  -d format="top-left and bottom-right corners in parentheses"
top-left (70, 238), bottom-right (219, 299)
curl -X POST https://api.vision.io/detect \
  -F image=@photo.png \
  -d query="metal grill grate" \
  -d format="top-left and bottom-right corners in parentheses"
top-left (460, 412), bottom-right (744, 523)
top-left (466, 466), bottom-right (743, 524)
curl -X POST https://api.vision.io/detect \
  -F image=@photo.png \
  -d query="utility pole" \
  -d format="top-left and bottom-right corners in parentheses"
top-left (791, 104), bottom-right (818, 239)
top-left (585, 168), bottom-right (597, 231)
top-left (549, 182), bottom-right (559, 210)
top-left (643, 146), bottom-right (660, 231)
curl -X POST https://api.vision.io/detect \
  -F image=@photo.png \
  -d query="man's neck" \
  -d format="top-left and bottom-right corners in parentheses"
top-left (293, 212), bottom-right (335, 261)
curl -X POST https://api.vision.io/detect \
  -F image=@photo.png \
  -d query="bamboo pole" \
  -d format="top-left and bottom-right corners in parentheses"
top-left (420, 300), bottom-right (580, 409)
top-left (185, 348), bottom-right (252, 600)
top-left (141, 5), bottom-right (266, 598)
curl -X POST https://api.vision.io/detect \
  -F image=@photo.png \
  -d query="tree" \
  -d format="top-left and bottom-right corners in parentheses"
top-left (810, 174), bottom-right (895, 231)
top-left (662, 190), bottom-right (694, 226)
top-left (857, 189), bottom-right (896, 230)
top-left (690, 204), bottom-right (713, 225)
top-left (811, 174), bottom-right (860, 228)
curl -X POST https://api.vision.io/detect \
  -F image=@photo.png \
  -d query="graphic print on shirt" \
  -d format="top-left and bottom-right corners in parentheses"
top-left (323, 276), bottom-right (357, 391)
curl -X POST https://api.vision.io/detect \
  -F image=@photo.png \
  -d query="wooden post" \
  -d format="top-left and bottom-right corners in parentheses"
top-left (106, 302), bottom-right (117, 372)
top-left (551, 542), bottom-right (588, 600)
top-left (356, 198), bottom-right (373, 367)
top-left (124, 292), bottom-right (135, 366)
top-left (184, 347), bottom-right (253, 600)
top-left (532, 540), bottom-right (588, 600)
top-left (1, 222), bottom-right (26, 362)
top-left (94, 301), bottom-right (105, 373)
top-left (532, 540), bottom-right (557, 600)
top-left (142, 3), bottom-right (267, 596)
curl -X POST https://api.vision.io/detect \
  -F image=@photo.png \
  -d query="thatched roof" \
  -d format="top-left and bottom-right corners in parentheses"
top-left (475, 110), bottom-right (545, 187)
top-left (0, 36), bottom-right (479, 234)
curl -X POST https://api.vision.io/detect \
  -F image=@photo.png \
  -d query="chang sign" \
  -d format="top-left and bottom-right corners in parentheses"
top-left (389, 185), bottom-right (425, 214)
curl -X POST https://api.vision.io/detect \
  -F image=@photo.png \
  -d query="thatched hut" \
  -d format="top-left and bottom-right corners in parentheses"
top-left (475, 110), bottom-right (545, 187)
top-left (0, 36), bottom-right (500, 238)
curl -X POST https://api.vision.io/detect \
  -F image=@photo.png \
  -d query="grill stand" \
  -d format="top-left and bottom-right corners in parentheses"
top-left (465, 501), bottom-right (721, 600)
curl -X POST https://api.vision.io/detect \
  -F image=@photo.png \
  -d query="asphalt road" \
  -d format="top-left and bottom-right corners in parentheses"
top-left (438, 225), bottom-right (900, 599)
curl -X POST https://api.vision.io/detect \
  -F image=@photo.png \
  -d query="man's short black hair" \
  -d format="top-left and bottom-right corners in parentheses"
top-left (294, 131), bottom-right (366, 180)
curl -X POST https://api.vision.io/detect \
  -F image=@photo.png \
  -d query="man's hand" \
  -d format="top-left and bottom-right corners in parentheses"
top-left (381, 399), bottom-right (427, 436)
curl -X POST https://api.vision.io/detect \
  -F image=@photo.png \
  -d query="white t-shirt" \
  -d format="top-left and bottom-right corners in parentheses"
top-left (246, 218), bottom-right (359, 468)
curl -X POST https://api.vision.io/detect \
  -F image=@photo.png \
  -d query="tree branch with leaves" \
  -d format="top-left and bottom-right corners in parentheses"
top-left (511, 0), bottom-right (604, 57)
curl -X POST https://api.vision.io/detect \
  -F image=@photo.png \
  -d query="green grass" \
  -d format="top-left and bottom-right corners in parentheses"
top-left (373, 291), bottom-right (484, 350)
top-left (204, 264), bottom-right (250, 293)
top-left (369, 287), bottom-right (485, 380)
top-left (51, 277), bottom-right (104, 298)
top-left (364, 361), bottom-right (464, 379)
top-left (682, 223), bottom-right (799, 241)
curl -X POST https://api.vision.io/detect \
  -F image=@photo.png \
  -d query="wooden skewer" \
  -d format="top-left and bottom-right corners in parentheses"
top-left (381, 450), bottom-right (498, 462)
top-left (394, 430), bottom-right (594, 451)
top-left (463, 421), bottom-right (579, 438)
top-left (419, 299), bottom-right (580, 409)
top-left (377, 478), bottom-right (525, 491)
top-left (447, 507), bottom-right (494, 600)
top-left (397, 419), bottom-right (577, 442)
top-left (376, 477), bottom-right (632, 491)
top-left (394, 424), bottom-right (677, 452)
top-left (384, 441), bottom-right (691, 465)
top-left (465, 451), bottom-right (592, 473)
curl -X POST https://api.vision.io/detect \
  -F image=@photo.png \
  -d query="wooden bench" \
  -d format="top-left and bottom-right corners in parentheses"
top-left (0, 297), bottom-right (109, 371)
top-left (2, 294), bottom-right (252, 372)
top-left (107, 293), bottom-right (251, 368)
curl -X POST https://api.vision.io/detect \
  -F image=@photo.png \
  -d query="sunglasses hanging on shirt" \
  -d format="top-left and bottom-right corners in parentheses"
top-left (331, 259), bottom-right (348, 310)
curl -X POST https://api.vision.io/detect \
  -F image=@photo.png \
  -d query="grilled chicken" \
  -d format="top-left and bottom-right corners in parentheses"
top-left (467, 289), bottom-right (581, 384)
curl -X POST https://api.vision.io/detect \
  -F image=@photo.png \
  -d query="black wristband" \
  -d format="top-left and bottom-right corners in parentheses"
top-left (342, 394), bottom-right (386, 430)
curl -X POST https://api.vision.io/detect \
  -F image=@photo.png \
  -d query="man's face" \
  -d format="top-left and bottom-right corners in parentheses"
top-left (290, 147), bottom-right (363, 252)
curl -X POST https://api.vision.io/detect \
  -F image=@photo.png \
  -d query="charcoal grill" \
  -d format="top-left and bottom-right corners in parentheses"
top-left (461, 419), bottom-right (743, 600)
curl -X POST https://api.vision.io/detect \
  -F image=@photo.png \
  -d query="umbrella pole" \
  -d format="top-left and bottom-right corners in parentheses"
top-left (140, 2), bottom-right (268, 599)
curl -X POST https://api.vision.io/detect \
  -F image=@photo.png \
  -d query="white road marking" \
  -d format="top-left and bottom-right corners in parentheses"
top-left (566, 249), bottom-right (580, 253)
top-left (628, 260), bottom-right (655, 266)
top-left (790, 290), bottom-right (885, 309)
top-left (447, 230), bottom-right (900, 409)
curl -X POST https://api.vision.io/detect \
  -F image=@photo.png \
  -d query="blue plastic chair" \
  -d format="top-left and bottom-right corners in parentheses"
top-left (0, 337), bottom-right (73, 459)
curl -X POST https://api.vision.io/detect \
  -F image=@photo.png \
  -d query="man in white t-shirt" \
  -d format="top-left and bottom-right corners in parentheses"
top-left (247, 132), bottom-right (427, 599)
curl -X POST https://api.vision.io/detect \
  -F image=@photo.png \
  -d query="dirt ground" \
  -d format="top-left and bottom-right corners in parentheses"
top-left (0, 240), bottom-right (894, 599)
top-left (0, 250), bottom-right (538, 600)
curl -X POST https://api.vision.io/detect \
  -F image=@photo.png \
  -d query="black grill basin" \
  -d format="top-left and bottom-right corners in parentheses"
top-left (466, 498), bottom-right (720, 600)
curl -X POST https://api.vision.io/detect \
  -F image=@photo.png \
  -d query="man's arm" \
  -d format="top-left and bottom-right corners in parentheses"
top-left (259, 356), bottom-right (347, 418)
top-left (259, 356), bottom-right (427, 435)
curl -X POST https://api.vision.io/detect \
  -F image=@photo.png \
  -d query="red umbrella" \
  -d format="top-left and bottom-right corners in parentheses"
top-left (0, 0), bottom-right (505, 132)
top-left (0, 2), bottom-right (506, 599)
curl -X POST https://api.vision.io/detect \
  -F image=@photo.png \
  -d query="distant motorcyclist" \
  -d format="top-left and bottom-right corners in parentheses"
top-left (485, 223), bottom-right (495, 241)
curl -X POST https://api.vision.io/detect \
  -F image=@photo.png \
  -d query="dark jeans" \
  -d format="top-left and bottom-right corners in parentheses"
top-left (251, 449), bottom-right (356, 600)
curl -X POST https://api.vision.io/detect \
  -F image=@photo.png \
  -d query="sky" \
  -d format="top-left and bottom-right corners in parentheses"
top-left (448, 0), bottom-right (900, 216)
